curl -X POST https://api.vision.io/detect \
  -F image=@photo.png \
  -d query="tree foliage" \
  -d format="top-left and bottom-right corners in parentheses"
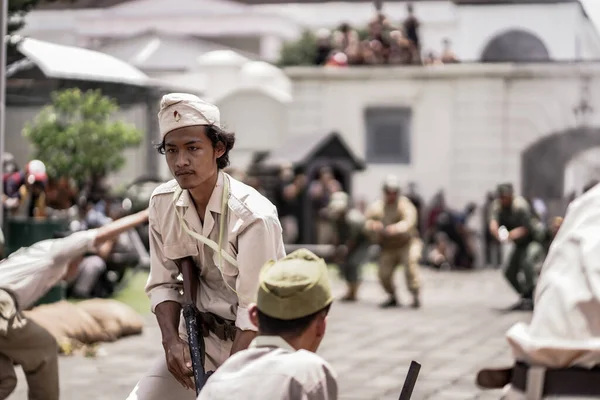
top-left (277, 30), bottom-right (318, 67)
top-left (277, 27), bottom-right (371, 67)
top-left (23, 88), bottom-right (143, 188)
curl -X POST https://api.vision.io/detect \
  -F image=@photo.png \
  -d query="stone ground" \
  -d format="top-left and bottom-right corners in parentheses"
top-left (11, 267), bottom-right (530, 400)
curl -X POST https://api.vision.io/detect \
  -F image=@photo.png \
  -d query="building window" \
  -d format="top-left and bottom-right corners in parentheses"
top-left (364, 106), bottom-right (412, 164)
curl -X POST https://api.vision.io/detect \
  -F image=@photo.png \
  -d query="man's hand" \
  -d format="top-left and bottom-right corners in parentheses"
top-left (230, 329), bottom-right (256, 356)
top-left (366, 220), bottom-right (384, 233)
top-left (163, 338), bottom-right (195, 391)
top-left (384, 224), bottom-right (397, 236)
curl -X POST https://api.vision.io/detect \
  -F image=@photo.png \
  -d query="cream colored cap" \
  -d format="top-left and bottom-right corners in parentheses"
top-left (158, 93), bottom-right (220, 138)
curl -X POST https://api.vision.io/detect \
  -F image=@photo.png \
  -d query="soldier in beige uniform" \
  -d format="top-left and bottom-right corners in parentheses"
top-left (365, 175), bottom-right (422, 308)
top-left (127, 93), bottom-right (286, 400)
top-left (477, 181), bottom-right (600, 399)
top-left (198, 249), bottom-right (338, 400)
top-left (0, 209), bottom-right (149, 400)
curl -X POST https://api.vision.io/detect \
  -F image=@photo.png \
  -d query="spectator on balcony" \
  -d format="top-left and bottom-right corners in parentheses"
top-left (332, 23), bottom-right (359, 55)
top-left (389, 30), bottom-right (414, 64)
top-left (325, 51), bottom-right (349, 67)
top-left (440, 38), bottom-right (459, 64)
top-left (315, 28), bottom-right (333, 66)
top-left (424, 51), bottom-right (442, 66)
top-left (403, 2), bottom-right (421, 64)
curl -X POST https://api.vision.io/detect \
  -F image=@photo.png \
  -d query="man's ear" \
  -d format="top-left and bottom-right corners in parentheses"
top-left (214, 141), bottom-right (226, 159)
top-left (249, 304), bottom-right (259, 329)
top-left (316, 313), bottom-right (327, 339)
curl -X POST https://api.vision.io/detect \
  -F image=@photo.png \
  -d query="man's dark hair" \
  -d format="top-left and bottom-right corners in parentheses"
top-left (339, 23), bottom-right (350, 33)
top-left (583, 179), bottom-right (599, 194)
top-left (155, 124), bottom-right (236, 170)
top-left (257, 304), bottom-right (331, 338)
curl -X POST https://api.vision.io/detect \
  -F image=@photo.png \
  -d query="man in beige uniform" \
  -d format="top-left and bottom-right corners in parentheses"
top-left (127, 93), bottom-right (286, 400)
top-left (477, 181), bottom-right (600, 399)
top-left (0, 209), bottom-right (149, 400)
top-left (365, 175), bottom-right (422, 308)
top-left (198, 249), bottom-right (338, 400)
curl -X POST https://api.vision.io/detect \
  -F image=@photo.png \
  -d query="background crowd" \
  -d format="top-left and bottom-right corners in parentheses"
top-left (311, 4), bottom-right (459, 67)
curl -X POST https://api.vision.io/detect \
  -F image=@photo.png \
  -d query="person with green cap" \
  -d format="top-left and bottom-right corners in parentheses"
top-left (324, 191), bottom-right (370, 302)
top-left (489, 183), bottom-right (544, 311)
top-left (197, 249), bottom-right (338, 400)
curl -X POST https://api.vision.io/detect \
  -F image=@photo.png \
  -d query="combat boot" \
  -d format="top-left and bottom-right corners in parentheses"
top-left (341, 282), bottom-right (359, 302)
top-left (379, 295), bottom-right (399, 308)
top-left (411, 294), bottom-right (421, 309)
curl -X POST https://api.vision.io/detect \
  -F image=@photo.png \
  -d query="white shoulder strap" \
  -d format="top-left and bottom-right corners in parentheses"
top-left (172, 177), bottom-right (239, 268)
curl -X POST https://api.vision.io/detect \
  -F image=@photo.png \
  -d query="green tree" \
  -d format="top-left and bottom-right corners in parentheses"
top-left (277, 30), bottom-right (318, 67)
top-left (23, 88), bottom-right (143, 191)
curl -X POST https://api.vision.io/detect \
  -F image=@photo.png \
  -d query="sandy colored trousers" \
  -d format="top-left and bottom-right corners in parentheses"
top-left (126, 316), bottom-right (233, 400)
top-left (0, 316), bottom-right (59, 400)
top-left (378, 239), bottom-right (422, 295)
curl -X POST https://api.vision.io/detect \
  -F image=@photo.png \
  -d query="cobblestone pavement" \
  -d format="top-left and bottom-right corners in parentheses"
top-left (11, 267), bottom-right (530, 400)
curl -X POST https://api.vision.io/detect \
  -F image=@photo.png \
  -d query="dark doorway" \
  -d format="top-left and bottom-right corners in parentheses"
top-left (251, 131), bottom-right (366, 244)
top-left (521, 127), bottom-right (600, 215)
top-left (481, 29), bottom-right (551, 63)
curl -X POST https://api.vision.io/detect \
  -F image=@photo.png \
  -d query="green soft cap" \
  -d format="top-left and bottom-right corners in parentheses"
top-left (497, 183), bottom-right (514, 196)
top-left (257, 249), bottom-right (334, 321)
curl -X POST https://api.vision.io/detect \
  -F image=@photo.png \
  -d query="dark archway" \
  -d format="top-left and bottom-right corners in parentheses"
top-left (481, 29), bottom-right (551, 63)
top-left (521, 127), bottom-right (600, 201)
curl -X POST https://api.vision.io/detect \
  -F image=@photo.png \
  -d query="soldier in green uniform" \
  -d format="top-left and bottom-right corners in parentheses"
top-left (489, 183), bottom-right (544, 311)
top-left (325, 192), bottom-right (370, 302)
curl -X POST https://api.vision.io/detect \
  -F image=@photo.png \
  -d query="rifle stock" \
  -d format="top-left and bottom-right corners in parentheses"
top-left (177, 257), bottom-right (212, 395)
top-left (399, 361), bottom-right (421, 400)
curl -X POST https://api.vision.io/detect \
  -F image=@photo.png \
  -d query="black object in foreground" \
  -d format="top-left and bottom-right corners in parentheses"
top-left (399, 361), bottom-right (421, 400)
top-left (177, 257), bottom-right (214, 395)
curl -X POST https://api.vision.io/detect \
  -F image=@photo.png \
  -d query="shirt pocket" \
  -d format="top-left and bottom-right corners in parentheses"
top-left (163, 242), bottom-right (199, 262)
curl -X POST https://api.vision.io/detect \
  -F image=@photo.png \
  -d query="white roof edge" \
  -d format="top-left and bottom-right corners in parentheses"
top-left (214, 85), bottom-right (292, 105)
top-left (16, 37), bottom-right (152, 87)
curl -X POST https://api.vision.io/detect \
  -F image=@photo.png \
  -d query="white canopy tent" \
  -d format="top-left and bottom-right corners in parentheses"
top-left (12, 36), bottom-right (152, 86)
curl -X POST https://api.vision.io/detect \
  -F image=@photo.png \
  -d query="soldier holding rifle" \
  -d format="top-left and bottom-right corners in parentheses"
top-left (127, 93), bottom-right (285, 399)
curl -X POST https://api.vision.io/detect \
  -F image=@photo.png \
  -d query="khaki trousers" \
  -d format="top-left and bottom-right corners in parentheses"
top-left (126, 318), bottom-right (232, 400)
top-left (378, 239), bottom-right (422, 296)
top-left (0, 318), bottom-right (59, 400)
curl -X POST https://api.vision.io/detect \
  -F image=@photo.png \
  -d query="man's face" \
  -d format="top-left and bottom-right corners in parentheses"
top-left (320, 171), bottom-right (333, 182)
top-left (164, 126), bottom-right (224, 190)
top-left (499, 194), bottom-right (513, 208)
top-left (384, 189), bottom-right (399, 204)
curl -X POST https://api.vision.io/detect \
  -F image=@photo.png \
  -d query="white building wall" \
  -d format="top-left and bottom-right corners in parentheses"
top-left (285, 64), bottom-right (600, 209)
top-left (456, 3), bottom-right (579, 61)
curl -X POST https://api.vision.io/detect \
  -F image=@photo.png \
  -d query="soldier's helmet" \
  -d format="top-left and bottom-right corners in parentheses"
top-left (383, 175), bottom-right (400, 192)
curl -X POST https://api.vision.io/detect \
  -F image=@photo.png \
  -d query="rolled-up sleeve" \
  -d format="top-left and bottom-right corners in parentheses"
top-left (50, 229), bottom-right (99, 266)
top-left (393, 197), bottom-right (418, 233)
top-left (146, 198), bottom-right (183, 312)
top-left (234, 215), bottom-right (285, 331)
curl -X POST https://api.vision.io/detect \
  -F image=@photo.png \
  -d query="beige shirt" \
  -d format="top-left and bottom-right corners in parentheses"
top-left (198, 336), bottom-right (338, 400)
top-left (364, 196), bottom-right (418, 247)
top-left (146, 171), bottom-right (285, 331)
top-left (506, 183), bottom-right (600, 369)
top-left (0, 229), bottom-right (98, 310)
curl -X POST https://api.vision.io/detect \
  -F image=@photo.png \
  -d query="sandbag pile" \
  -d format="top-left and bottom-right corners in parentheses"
top-left (23, 299), bottom-right (144, 355)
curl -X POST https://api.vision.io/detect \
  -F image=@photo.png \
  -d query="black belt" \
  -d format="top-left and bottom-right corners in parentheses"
top-left (513, 362), bottom-right (600, 396)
